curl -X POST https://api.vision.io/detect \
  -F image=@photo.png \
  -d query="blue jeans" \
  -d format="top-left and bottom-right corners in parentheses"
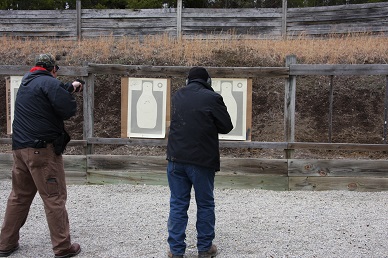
top-left (167, 161), bottom-right (216, 255)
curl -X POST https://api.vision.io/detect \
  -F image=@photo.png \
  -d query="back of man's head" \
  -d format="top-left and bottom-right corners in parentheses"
top-left (35, 53), bottom-right (56, 71)
top-left (187, 67), bottom-right (210, 82)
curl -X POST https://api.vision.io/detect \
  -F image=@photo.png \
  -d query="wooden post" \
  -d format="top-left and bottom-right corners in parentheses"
top-left (76, 0), bottom-right (82, 41)
top-left (83, 63), bottom-right (94, 154)
top-left (328, 75), bottom-right (334, 143)
top-left (176, 0), bottom-right (182, 40)
top-left (284, 55), bottom-right (297, 158)
top-left (282, 0), bottom-right (287, 40)
top-left (384, 75), bottom-right (388, 144)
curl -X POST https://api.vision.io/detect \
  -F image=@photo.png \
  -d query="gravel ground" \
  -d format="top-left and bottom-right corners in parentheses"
top-left (0, 180), bottom-right (387, 258)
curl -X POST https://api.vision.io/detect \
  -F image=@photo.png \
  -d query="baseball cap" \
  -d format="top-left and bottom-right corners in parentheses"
top-left (35, 53), bottom-right (56, 68)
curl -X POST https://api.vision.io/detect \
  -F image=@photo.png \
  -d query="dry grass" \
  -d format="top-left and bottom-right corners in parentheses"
top-left (0, 33), bottom-right (387, 66)
top-left (1, 34), bottom-right (388, 158)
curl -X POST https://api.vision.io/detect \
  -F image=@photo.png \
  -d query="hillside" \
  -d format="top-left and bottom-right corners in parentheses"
top-left (0, 35), bottom-right (387, 159)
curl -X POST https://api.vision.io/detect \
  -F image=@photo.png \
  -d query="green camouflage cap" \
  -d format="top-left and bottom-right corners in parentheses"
top-left (35, 53), bottom-right (55, 68)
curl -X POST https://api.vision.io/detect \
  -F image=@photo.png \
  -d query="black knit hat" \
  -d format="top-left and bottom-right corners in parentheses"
top-left (188, 67), bottom-right (210, 81)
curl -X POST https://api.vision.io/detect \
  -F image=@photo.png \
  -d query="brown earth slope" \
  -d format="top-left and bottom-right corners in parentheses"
top-left (0, 35), bottom-right (387, 159)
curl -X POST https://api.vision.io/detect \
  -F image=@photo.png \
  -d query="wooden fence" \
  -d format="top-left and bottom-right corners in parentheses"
top-left (0, 1), bottom-right (387, 40)
top-left (1, 59), bottom-right (388, 191)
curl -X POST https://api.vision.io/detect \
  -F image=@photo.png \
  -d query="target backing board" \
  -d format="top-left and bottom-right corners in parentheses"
top-left (211, 78), bottom-right (252, 141)
top-left (6, 76), bottom-right (23, 135)
top-left (121, 77), bottom-right (170, 138)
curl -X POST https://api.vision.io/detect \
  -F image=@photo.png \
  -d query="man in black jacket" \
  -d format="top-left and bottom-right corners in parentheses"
top-left (166, 67), bottom-right (233, 258)
top-left (0, 54), bottom-right (83, 258)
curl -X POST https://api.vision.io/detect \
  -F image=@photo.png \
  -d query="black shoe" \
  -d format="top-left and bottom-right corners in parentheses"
top-left (0, 243), bottom-right (19, 257)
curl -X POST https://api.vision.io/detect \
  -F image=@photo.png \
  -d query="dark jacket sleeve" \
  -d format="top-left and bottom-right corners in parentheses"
top-left (212, 95), bottom-right (234, 134)
top-left (46, 81), bottom-right (77, 120)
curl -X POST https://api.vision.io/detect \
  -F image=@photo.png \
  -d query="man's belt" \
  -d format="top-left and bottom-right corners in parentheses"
top-left (32, 139), bottom-right (54, 148)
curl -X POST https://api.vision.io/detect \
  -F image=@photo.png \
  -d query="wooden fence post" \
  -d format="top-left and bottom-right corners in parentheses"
top-left (76, 0), bottom-right (82, 41)
top-left (282, 0), bottom-right (287, 40)
top-left (384, 75), bottom-right (388, 144)
top-left (83, 63), bottom-right (94, 154)
top-left (177, 0), bottom-right (182, 40)
top-left (328, 75), bottom-right (334, 142)
top-left (284, 55), bottom-right (297, 158)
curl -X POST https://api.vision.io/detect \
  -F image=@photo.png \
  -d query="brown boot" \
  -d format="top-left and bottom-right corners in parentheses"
top-left (0, 243), bottom-right (19, 257)
top-left (54, 243), bottom-right (81, 258)
top-left (167, 250), bottom-right (184, 258)
top-left (198, 244), bottom-right (218, 258)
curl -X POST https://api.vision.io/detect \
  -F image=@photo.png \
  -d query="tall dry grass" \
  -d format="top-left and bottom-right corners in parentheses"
top-left (0, 33), bottom-right (387, 66)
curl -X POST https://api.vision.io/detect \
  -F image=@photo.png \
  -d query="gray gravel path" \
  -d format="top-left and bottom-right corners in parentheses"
top-left (0, 181), bottom-right (387, 258)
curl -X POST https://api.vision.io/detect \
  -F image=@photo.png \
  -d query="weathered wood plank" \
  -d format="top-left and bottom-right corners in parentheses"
top-left (86, 64), bottom-right (289, 77)
top-left (87, 155), bottom-right (167, 172)
top-left (220, 158), bottom-right (287, 175)
top-left (87, 170), bottom-right (289, 190)
top-left (86, 137), bottom-right (289, 149)
top-left (63, 155), bottom-right (87, 184)
top-left (289, 177), bottom-right (388, 191)
top-left (183, 8), bottom-right (281, 17)
top-left (0, 24), bottom-right (75, 30)
top-left (2, 138), bottom-right (388, 152)
top-left (215, 174), bottom-right (289, 190)
top-left (0, 19), bottom-right (74, 24)
top-left (289, 64), bottom-right (388, 76)
top-left (284, 55), bottom-right (297, 158)
top-left (81, 28), bottom-right (176, 37)
top-left (182, 28), bottom-right (281, 36)
top-left (287, 2), bottom-right (388, 13)
top-left (0, 139), bottom-right (86, 147)
top-left (182, 18), bottom-right (280, 26)
top-left (87, 155), bottom-right (167, 185)
top-left (86, 155), bottom-right (289, 189)
top-left (1, 3), bottom-right (387, 39)
top-left (0, 154), bottom-right (13, 180)
top-left (0, 154), bottom-right (86, 184)
top-left (3, 153), bottom-right (388, 191)
top-left (0, 66), bottom-right (88, 76)
top-left (0, 32), bottom-right (77, 39)
top-left (87, 170), bottom-right (167, 186)
top-left (82, 19), bottom-right (175, 28)
top-left (0, 10), bottom-right (75, 18)
top-left (81, 8), bottom-right (177, 18)
top-left (288, 142), bottom-right (388, 151)
top-left (286, 3), bottom-right (388, 37)
top-left (288, 159), bottom-right (388, 177)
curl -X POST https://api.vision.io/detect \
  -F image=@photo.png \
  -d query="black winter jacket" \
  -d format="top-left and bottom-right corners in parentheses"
top-left (12, 68), bottom-right (77, 149)
top-left (166, 79), bottom-right (233, 171)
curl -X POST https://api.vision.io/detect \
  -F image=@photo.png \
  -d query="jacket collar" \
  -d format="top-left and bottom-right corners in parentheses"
top-left (187, 79), bottom-right (214, 91)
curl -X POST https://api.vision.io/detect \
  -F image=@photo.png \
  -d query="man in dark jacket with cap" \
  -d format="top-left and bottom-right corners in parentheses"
top-left (0, 54), bottom-right (83, 258)
top-left (166, 67), bottom-right (233, 258)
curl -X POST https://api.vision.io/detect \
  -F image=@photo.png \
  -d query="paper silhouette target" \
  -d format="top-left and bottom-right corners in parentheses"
top-left (121, 78), bottom-right (170, 138)
top-left (6, 76), bottom-right (23, 134)
top-left (212, 78), bottom-right (252, 141)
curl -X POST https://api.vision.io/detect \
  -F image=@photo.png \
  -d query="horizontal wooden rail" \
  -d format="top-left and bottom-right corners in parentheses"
top-left (88, 137), bottom-right (167, 146)
top-left (1, 138), bottom-right (387, 152)
top-left (87, 64), bottom-right (290, 77)
top-left (289, 64), bottom-right (388, 76)
top-left (0, 138), bottom-right (86, 147)
top-left (0, 65), bottom-right (88, 76)
top-left (87, 138), bottom-right (388, 151)
top-left (288, 142), bottom-right (388, 151)
top-left (2, 153), bottom-right (388, 191)
top-left (3, 64), bottom-right (387, 78)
